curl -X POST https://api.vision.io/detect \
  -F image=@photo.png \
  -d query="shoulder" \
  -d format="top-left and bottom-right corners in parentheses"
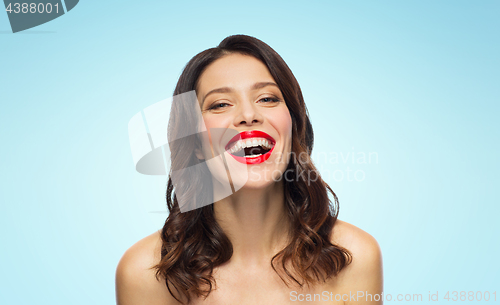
top-left (331, 219), bottom-right (382, 264)
top-left (330, 219), bottom-right (383, 303)
top-left (115, 230), bottom-right (180, 305)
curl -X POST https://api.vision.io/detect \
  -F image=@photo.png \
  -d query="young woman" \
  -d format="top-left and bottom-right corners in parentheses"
top-left (116, 35), bottom-right (383, 305)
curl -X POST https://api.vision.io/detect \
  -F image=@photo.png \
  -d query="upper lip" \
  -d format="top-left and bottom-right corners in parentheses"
top-left (225, 130), bottom-right (276, 151)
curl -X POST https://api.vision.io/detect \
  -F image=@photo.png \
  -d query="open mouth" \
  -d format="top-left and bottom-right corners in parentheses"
top-left (225, 130), bottom-right (276, 164)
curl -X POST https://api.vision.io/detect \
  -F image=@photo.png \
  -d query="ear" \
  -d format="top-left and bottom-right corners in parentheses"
top-left (194, 148), bottom-right (205, 161)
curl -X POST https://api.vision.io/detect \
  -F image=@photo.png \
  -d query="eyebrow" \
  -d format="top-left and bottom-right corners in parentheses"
top-left (201, 82), bottom-right (279, 106)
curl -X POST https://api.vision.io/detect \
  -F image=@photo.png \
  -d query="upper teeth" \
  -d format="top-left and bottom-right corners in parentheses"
top-left (228, 138), bottom-right (273, 154)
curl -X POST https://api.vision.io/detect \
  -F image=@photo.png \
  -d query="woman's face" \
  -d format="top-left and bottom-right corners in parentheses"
top-left (196, 53), bottom-right (293, 189)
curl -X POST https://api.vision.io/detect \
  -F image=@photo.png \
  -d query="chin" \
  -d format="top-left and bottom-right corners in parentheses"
top-left (239, 167), bottom-right (285, 189)
top-left (239, 180), bottom-right (280, 191)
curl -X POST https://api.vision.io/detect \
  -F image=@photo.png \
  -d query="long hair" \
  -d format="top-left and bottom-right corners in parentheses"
top-left (152, 34), bottom-right (352, 303)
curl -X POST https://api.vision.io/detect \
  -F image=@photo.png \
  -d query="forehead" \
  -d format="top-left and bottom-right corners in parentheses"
top-left (197, 53), bottom-right (276, 95)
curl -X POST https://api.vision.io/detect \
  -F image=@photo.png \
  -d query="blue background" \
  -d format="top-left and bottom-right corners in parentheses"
top-left (1, 1), bottom-right (498, 304)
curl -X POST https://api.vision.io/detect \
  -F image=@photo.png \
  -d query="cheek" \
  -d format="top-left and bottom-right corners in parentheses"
top-left (199, 115), bottom-right (233, 156)
top-left (202, 115), bottom-right (232, 130)
top-left (271, 108), bottom-right (293, 139)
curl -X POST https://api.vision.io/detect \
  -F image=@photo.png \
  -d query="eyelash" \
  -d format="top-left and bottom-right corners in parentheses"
top-left (259, 97), bottom-right (281, 103)
top-left (207, 97), bottom-right (281, 111)
top-left (208, 102), bottom-right (230, 110)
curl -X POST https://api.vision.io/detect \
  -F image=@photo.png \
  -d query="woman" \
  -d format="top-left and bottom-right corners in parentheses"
top-left (116, 35), bottom-right (383, 305)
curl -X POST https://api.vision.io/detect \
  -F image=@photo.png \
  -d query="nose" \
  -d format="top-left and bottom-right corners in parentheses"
top-left (233, 99), bottom-right (264, 127)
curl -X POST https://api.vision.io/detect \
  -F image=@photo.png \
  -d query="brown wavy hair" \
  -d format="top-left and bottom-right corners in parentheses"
top-left (152, 34), bottom-right (352, 304)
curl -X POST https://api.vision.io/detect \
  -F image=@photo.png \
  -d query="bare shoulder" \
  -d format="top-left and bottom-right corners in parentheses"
top-left (330, 219), bottom-right (383, 304)
top-left (331, 219), bottom-right (382, 260)
top-left (115, 230), bottom-right (180, 305)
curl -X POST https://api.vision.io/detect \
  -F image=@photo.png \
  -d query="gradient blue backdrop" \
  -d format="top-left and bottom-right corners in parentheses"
top-left (1, 1), bottom-right (498, 304)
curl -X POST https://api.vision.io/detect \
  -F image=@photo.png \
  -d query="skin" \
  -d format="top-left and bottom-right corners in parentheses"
top-left (116, 54), bottom-right (383, 305)
top-left (195, 53), bottom-right (294, 268)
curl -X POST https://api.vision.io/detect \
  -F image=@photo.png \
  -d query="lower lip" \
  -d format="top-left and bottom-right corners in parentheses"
top-left (227, 146), bottom-right (275, 164)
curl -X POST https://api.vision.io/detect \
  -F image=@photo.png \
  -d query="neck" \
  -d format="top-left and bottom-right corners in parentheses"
top-left (213, 181), bottom-right (290, 267)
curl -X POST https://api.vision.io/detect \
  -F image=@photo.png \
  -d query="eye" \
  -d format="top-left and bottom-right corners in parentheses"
top-left (208, 102), bottom-right (230, 110)
top-left (259, 96), bottom-right (281, 103)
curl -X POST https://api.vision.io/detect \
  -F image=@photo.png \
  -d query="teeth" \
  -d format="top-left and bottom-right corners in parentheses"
top-left (233, 142), bottom-right (241, 153)
top-left (245, 154), bottom-right (263, 158)
top-left (227, 137), bottom-right (273, 154)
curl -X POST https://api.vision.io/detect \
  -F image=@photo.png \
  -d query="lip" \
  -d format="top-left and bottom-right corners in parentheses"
top-left (225, 130), bottom-right (276, 165)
